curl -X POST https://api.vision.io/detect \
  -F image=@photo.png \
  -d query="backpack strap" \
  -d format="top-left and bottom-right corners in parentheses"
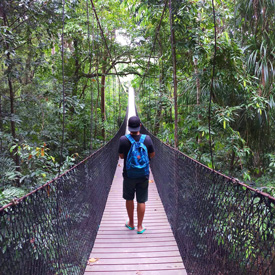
top-left (139, 134), bottom-right (146, 144)
top-left (126, 134), bottom-right (146, 144)
top-left (126, 134), bottom-right (135, 144)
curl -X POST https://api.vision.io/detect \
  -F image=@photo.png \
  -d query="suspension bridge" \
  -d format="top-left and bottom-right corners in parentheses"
top-left (1, 87), bottom-right (275, 274)
top-left (1, 1), bottom-right (275, 274)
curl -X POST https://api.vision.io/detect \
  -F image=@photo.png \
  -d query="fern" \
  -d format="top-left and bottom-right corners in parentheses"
top-left (0, 156), bottom-right (16, 185)
top-left (0, 186), bottom-right (27, 207)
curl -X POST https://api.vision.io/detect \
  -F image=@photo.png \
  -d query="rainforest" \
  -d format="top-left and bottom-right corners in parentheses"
top-left (1, 0), bottom-right (275, 205)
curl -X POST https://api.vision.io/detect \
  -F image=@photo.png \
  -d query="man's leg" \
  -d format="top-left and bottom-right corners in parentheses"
top-left (137, 202), bottom-right (145, 232)
top-left (126, 200), bottom-right (134, 228)
top-left (136, 178), bottom-right (148, 232)
top-left (123, 178), bottom-right (135, 228)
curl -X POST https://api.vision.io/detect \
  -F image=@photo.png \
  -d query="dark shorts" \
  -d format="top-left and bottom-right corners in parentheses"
top-left (123, 177), bottom-right (149, 203)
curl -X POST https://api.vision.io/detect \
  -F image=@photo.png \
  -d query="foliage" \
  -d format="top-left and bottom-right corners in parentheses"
top-left (0, 0), bottom-right (128, 206)
top-left (133, 0), bottom-right (275, 194)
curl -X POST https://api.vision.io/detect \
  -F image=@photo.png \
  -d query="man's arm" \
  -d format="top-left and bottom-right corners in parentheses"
top-left (119, 153), bottom-right (124, 159)
top-left (118, 136), bottom-right (125, 159)
top-left (146, 135), bottom-right (155, 159)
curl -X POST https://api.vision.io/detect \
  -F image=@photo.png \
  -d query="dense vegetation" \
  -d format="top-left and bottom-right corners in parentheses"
top-left (1, 0), bottom-right (274, 206)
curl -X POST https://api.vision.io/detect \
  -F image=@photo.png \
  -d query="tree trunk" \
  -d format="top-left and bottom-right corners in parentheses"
top-left (262, 6), bottom-right (266, 33)
top-left (169, 0), bottom-right (178, 148)
top-left (259, 4), bottom-right (266, 97)
top-left (3, 9), bottom-right (20, 181)
top-left (89, 7), bottom-right (94, 152)
top-left (259, 64), bottom-right (265, 97)
top-left (0, 94), bottom-right (3, 152)
top-left (83, 126), bottom-right (86, 150)
top-left (24, 27), bottom-right (34, 85)
top-left (154, 36), bottom-right (164, 136)
top-left (194, 58), bottom-right (201, 144)
top-left (8, 73), bottom-right (21, 178)
top-left (90, 84), bottom-right (94, 151)
top-left (94, 65), bottom-right (100, 139)
top-left (230, 150), bottom-right (235, 171)
top-left (73, 38), bottom-right (79, 96)
top-left (118, 79), bottom-right (121, 125)
top-left (253, 0), bottom-right (258, 35)
top-left (100, 55), bottom-right (107, 141)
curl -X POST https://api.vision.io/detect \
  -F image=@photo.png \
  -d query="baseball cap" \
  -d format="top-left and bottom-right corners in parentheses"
top-left (128, 116), bottom-right (141, 132)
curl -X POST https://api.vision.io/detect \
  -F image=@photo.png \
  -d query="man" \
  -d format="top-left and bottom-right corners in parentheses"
top-left (118, 116), bottom-right (155, 234)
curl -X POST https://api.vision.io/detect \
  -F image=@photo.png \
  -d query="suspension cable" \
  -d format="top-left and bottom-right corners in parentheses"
top-left (208, 0), bottom-right (217, 170)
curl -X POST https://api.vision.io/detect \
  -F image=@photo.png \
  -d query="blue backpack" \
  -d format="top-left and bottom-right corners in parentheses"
top-left (126, 134), bottom-right (149, 178)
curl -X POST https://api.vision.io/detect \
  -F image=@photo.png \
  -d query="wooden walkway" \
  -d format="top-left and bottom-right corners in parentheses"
top-left (84, 159), bottom-right (187, 275)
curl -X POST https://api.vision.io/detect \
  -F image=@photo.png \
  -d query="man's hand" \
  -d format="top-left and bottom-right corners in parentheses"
top-left (119, 153), bottom-right (124, 159)
top-left (149, 152), bottom-right (155, 159)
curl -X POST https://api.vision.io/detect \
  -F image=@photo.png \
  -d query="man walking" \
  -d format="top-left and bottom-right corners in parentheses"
top-left (118, 116), bottom-right (155, 234)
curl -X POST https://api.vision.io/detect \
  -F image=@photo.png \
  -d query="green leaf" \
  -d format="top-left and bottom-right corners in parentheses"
top-left (224, 31), bottom-right (229, 41)
top-left (10, 145), bottom-right (17, 152)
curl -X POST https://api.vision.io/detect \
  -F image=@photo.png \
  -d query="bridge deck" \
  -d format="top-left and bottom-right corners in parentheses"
top-left (84, 159), bottom-right (186, 275)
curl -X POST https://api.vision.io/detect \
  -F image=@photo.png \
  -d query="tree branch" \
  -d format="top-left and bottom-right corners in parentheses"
top-left (82, 71), bottom-right (141, 78)
top-left (106, 59), bottom-right (132, 74)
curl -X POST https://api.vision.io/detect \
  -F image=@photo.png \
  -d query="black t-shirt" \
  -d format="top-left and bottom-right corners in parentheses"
top-left (118, 134), bottom-right (155, 178)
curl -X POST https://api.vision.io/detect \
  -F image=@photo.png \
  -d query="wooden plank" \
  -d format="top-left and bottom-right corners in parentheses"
top-left (104, 205), bottom-right (164, 209)
top-left (105, 199), bottom-right (162, 203)
top-left (84, 159), bottom-right (186, 274)
top-left (101, 218), bottom-right (168, 223)
top-left (86, 256), bottom-right (183, 265)
top-left (88, 251), bottom-right (182, 259)
top-left (92, 246), bottom-right (178, 253)
top-left (105, 203), bottom-right (163, 206)
top-left (101, 214), bottom-right (166, 219)
top-left (100, 219), bottom-right (169, 223)
top-left (105, 200), bottom-right (162, 203)
top-left (96, 236), bottom-right (174, 240)
top-left (101, 213), bottom-right (166, 216)
top-left (103, 207), bottom-right (164, 211)
top-left (93, 241), bottom-right (178, 248)
top-left (102, 211), bottom-right (166, 215)
top-left (95, 236), bottom-right (175, 242)
top-left (101, 215), bottom-right (168, 220)
top-left (85, 263), bottom-right (185, 272)
top-left (101, 223), bottom-right (171, 227)
top-left (99, 223), bottom-right (170, 228)
top-left (97, 228), bottom-right (173, 233)
top-left (86, 270), bottom-right (187, 275)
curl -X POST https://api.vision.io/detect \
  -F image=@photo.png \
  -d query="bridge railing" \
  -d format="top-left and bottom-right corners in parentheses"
top-left (142, 127), bottom-right (275, 275)
top-left (0, 117), bottom-right (126, 275)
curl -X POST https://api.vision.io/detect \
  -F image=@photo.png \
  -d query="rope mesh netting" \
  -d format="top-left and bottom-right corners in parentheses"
top-left (1, 109), bottom-right (275, 275)
top-left (142, 128), bottom-right (275, 275)
top-left (0, 117), bottom-right (126, 275)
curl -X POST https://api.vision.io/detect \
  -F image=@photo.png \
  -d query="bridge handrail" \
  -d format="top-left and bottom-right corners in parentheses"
top-left (0, 115), bottom-right (127, 212)
top-left (149, 131), bottom-right (275, 202)
top-left (142, 126), bottom-right (275, 275)
top-left (0, 115), bottom-right (127, 275)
